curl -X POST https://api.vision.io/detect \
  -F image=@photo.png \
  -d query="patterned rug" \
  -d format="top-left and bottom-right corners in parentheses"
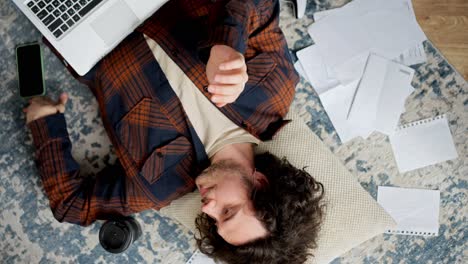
top-left (0, 0), bottom-right (466, 263)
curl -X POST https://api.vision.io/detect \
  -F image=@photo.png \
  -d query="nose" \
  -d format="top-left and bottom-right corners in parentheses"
top-left (201, 199), bottom-right (218, 218)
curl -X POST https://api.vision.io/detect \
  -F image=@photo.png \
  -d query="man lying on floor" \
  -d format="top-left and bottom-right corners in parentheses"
top-left (24, 0), bottom-right (324, 263)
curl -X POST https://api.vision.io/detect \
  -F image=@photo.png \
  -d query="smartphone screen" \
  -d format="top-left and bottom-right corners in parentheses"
top-left (16, 43), bottom-right (45, 98)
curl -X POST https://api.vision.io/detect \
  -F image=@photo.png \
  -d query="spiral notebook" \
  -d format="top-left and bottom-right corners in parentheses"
top-left (378, 186), bottom-right (440, 236)
top-left (186, 250), bottom-right (216, 264)
top-left (389, 115), bottom-right (458, 173)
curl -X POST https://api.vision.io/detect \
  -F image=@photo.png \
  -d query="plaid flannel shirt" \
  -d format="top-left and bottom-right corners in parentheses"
top-left (28, 0), bottom-right (299, 226)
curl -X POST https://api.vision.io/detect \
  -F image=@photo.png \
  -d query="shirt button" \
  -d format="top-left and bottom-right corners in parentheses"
top-left (156, 152), bottom-right (163, 158)
top-left (203, 85), bottom-right (209, 92)
top-left (171, 50), bottom-right (178, 56)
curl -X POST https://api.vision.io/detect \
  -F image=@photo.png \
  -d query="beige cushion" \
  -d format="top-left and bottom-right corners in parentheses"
top-left (160, 108), bottom-right (396, 264)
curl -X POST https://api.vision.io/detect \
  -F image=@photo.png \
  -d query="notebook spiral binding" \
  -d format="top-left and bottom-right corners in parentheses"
top-left (385, 229), bottom-right (437, 236)
top-left (396, 114), bottom-right (445, 131)
top-left (186, 250), bottom-right (199, 264)
top-left (186, 250), bottom-right (209, 264)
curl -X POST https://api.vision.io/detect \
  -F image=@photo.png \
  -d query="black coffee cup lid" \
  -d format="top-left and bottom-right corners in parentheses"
top-left (99, 220), bottom-right (133, 253)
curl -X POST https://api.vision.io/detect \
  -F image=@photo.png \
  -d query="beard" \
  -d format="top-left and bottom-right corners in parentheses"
top-left (196, 159), bottom-right (253, 190)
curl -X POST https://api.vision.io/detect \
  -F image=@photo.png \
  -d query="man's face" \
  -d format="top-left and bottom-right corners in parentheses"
top-left (195, 161), bottom-right (268, 246)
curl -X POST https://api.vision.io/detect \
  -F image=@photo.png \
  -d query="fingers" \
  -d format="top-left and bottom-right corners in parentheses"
top-left (29, 97), bottom-right (42, 104)
top-left (29, 96), bottom-right (53, 105)
top-left (215, 102), bottom-right (227, 108)
top-left (208, 84), bottom-right (242, 96)
top-left (56, 92), bottom-right (68, 113)
top-left (24, 93), bottom-right (69, 114)
top-left (210, 94), bottom-right (238, 106)
top-left (214, 71), bottom-right (248, 85)
top-left (58, 92), bottom-right (68, 105)
top-left (23, 92), bottom-right (70, 124)
top-left (206, 45), bottom-right (248, 107)
top-left (209, 69), bottom-right (248, 107)
top-left (219, 57), bottom-right (245, 71)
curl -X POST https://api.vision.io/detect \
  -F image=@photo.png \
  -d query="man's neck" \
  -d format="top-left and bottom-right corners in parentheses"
top-left (210, 143), bottom-right (255, 170)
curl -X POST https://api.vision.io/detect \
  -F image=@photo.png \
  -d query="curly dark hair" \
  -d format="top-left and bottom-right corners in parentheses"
top-left (194, 152), bottom-right (325, 264)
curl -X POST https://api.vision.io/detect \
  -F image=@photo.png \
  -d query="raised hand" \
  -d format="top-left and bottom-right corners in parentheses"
top-left (206, 45), bottom-right (248, 107)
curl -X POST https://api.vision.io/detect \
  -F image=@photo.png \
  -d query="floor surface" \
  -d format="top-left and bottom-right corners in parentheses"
top-left (0, 0), bottom-right (466, 263)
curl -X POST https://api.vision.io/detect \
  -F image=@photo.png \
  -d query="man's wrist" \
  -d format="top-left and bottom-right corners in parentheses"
top-left (198, 32), bottom-right (246, 64)
top-left (28, 113), bottom-right (69, 148)
top-left (27, 110), bottom-right (60, 125)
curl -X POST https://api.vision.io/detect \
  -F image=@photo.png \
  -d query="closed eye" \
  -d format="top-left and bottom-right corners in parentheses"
top-left (223, 206), bottom-right (240, 222)
top-left (205, 205), bottom-right (241, 225)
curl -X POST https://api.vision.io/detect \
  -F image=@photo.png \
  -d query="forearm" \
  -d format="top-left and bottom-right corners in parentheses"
top-left (28, 114), bottom-right (85, 223)
top-left (204, 0), bottom-right (255, 54)
top-left (28, 114), bottom-right (139, 226)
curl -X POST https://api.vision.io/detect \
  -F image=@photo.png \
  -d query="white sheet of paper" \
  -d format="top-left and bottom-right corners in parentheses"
top-left (319, 80), bottom-right (364, 143)
top-left (294, 61), bottom-right (308, 81)
top-left (395, 43), bottom-right (427, 66)
top-left (314, 1), bottom-right (427, 67)
top-left (331, 51), bottom-right (370, 86)
top-left (389, 115), bottom-right (458, 172)
top-left (365, 8), bottom-right (425, 58)
top-left (313, 0), bottom-right (402, 22)
top-left (374, 58), bottom-right (415, 134)
top-left (186, 250), bottom-right (216, 264)
top-left (347, 54), bottom-right (414, 137)
top-left (377, 186), bottom-right (440, 236)
top-left (314, 0), bottom-right (405, 21)
top-left (313, 8), bottom-right (338, 21)
top-left (308, 9), bottom-right (369, 68)
top-left (297, 45), bottom-right (340, 94)
top-left (308, 0), bottom-right (426, 69)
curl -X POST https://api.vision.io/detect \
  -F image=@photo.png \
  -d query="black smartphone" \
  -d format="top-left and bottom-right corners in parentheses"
top-left (16, 42), bottom-right (46, 98)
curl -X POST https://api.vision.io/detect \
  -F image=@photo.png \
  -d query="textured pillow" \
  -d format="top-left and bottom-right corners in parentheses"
top-left (159, 108), bottom-right (396, 264)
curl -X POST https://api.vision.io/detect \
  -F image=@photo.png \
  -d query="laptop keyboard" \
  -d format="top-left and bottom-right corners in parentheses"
top-left (26, 0), bottom-right (106, 39)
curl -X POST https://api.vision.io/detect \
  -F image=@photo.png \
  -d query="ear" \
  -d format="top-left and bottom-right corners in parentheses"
top-left (253, 170), bottom-right (269, 189)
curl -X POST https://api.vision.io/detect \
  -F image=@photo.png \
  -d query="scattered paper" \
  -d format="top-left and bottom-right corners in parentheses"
top-left (331, 51), bottom-right (370, 86)
top-left (313, 8), bottom-right (338, 21)
top-left (313, 0), bottom-right (424, 31)
top-left (308, 0), bottom-right (426, 69)
top-left (394, 43), bottom-right (427, 66)
top-left (378, 186), bottom-right (440, 236)
top-left (294, 61), bottom-right (308, 81)
top-left (186, 250), bottom-right (216, 264)
top-left (296, 0), bottom-right (307, 19)
top-left (319, 80), bottom-right (362, 142)
top-left (389, 115), bottom-right (458, 172)
top-left (304, 0), bottom-right (428, 144)
top-left (347, 54), bottom-right (415, 136)
top-left (297, 45), bottom-right (340, 94)
top-left (312, 0), bottom-right (427, 67)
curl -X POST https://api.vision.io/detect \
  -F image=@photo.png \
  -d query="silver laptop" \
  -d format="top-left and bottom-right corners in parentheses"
top-left (12, 0), bottom-right (169, 76)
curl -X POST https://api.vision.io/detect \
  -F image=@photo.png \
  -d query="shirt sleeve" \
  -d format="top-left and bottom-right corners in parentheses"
top-left (212, 0), bottom-right (299, 140)
top-left (28, 113), bottom-right (146, 226)
top-left (198, 0), bottom-right (268, 61)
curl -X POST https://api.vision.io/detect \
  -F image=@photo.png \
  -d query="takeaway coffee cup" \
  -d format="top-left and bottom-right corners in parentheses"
top-left (99, 217), bottom-right (142, 253)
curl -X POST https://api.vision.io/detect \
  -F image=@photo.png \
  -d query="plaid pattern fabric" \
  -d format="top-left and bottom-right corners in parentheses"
top-left (139, 0), bottom-right (299, 140)
top-left (28, 0), bottom-right (299, 226)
